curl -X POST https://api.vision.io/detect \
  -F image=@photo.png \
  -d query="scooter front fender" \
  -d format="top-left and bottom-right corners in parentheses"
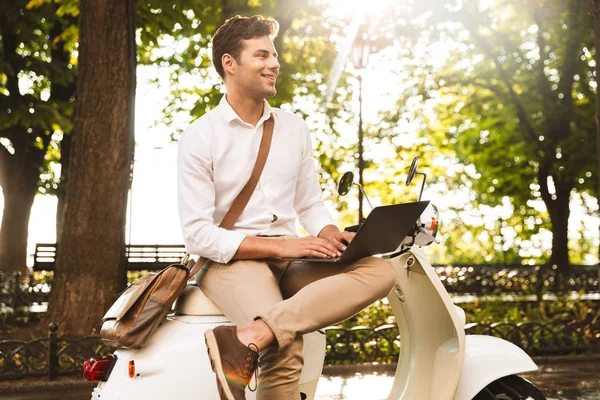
top-left (453, 335), bottom-right (538, 400)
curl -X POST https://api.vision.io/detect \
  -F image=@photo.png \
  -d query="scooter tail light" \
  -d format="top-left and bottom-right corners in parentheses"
top-left (83, 355), bottom-right (115, 382)
top-left (128, 359), bottom-right (135, 378)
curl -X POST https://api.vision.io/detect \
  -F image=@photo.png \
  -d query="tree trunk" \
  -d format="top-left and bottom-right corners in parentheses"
top-left (44, 0), bottom-right (136, 336)
top-left (55, 132), bottom-right (72, 244)
top-left (538, 166), bottom-right (572, 269)
top-left (593, 0), bottom-right (600, 264)
top-left (272, 0), bottom-right (294, 53)
top-left (543, 183), bottom-right (571, 292)
top-left (0, 8), bottom-right (51, 275)
top-left (546, 191), bottom-right (571, 268)
top-left (49, 18), bottom-right (76, 244)
top-left (0, 166), bottom-right (38, 275)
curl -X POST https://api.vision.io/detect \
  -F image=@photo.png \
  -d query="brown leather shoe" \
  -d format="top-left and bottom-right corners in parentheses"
top-left (205, 325), bottom-right (259, 400)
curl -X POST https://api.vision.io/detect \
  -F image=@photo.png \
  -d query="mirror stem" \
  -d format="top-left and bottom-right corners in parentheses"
top-left (416, 172), bottom-right (427, 201)
top-left (417, 226), bottom-right (440, 244)
top-left (354, 183), bottom-right (374, 213)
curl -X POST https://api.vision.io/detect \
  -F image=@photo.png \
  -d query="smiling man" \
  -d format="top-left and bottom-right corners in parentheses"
top-left (177, 15), bottom-right (396, 400)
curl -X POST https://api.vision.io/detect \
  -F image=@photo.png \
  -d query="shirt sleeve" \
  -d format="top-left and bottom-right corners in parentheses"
top-left (293, 121), bottom-right (337, 236)
top-left (177, 125), bottom-right (246, 263)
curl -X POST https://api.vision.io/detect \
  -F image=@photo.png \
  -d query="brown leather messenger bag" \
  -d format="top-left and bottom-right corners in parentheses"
top-left (100, 115), bottom-right (275, 349)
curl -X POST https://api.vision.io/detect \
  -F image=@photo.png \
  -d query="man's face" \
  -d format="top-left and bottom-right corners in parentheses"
top-left (227, 36), bottom-right (280, 100)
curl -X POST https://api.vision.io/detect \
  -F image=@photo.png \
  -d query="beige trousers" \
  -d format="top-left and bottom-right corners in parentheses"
top-left (199, 246), bottom-right (396, 400)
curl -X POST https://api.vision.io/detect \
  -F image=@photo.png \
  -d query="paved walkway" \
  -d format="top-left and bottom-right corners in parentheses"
top-left (0, 355), bottom-right (598, 399)
top-left (525, 355), bottom-right (600, 394)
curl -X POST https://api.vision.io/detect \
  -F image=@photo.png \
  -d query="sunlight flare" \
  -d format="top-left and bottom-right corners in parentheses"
top-left (326, 0), bottom-right (400, 18)
top-left (324, 0), bottom-right (407, 104)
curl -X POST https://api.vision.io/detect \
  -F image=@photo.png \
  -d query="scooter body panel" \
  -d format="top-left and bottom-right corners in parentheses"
top-left (387, 250), bottom-right (465, 400)
top-left (92, 315), bottom-right (326, 400)
top-left (453, 335), bottom-right (538, 400)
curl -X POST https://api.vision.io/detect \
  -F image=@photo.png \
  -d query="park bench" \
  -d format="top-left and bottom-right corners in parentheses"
top-left (31, 243), bottom-right (600, 297)
top-left (32, 243), bottom-right (187, 271)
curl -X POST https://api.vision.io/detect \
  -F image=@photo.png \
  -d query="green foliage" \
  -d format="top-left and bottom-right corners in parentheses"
top-left (31, 270), bottom-right (53, 285)
top-left (463, 297), bottom-right (600, 325)
top-left (347, 296), bottom-right (600, 330)
top-left (372, 0), bottom-right (598, 265)
top-left (134, 1), bottom-right (404, 230)
top-left (434, 0), bottom-right (595, 264)
top-left (338, 298), bottom-right (395, 329)
top-left (0, 0), bottom-right (77, 195)
top-left (10, 0), bottom-right (599, 267)
top-left (143, 0), bottom-right (357, 140)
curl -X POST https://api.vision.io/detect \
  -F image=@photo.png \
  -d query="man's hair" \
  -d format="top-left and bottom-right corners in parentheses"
top-left (211, 15), bottom-right (279, 80)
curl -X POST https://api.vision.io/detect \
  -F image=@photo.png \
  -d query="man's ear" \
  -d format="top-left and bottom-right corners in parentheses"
top-left (222, 54), bottom-right (236, 77)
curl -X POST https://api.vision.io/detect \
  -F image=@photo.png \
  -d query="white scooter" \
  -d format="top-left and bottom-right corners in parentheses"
top-left (84, 157), bottom-right (546, 400)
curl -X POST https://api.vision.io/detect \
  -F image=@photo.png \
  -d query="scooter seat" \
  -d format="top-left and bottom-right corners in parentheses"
top-left (173, 283), bottom-right (225, 316)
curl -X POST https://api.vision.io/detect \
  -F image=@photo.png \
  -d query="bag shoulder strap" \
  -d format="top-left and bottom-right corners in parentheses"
top-left (220, 115), bottom-right (274, 229)
top-left (188, 114), bottom-right (275, 276)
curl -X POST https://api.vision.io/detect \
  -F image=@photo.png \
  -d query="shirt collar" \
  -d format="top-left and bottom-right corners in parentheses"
top-left (219, 95), bottom-right (274, 126)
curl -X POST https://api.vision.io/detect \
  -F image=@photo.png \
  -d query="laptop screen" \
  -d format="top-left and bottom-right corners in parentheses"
top-left (338, 201), bottom-right (430, 263)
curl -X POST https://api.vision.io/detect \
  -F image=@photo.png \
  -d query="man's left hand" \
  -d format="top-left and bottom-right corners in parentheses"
top-left (318, 225), bottom-right (356, 252)
top-left (328, 230), bottom-right (356, 252)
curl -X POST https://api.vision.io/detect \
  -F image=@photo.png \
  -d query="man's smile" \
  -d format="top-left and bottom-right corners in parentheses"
top-left (261, 73), bottom-right (277, 83)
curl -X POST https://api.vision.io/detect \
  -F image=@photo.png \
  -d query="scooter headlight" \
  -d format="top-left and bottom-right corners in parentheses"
top-left (414, 204), bottom-right (440, 246)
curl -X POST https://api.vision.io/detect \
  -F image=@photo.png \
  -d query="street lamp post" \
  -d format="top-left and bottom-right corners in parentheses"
top-left (345, 2), bottom-right (411, 223)
top-left (352, 35), bottom-right (374, 224)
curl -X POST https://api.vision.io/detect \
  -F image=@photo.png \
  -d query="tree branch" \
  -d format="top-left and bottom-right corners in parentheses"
top-left (49, 7), bottom-right (77, 103)
top-left (468, 31), bottom-right (539, 143)
top-left (454, 5), bottom-right (539, 144)
top-left (40, 129), bottom-right (53, 151)
top-left (272, 0), bottom-right (295, 51)
top-left (441, 75), bottom-right (507, 98)
top-left (220, 0), bottom-right (251, 25)
top-left (549, 1), bottom-right (583, 184)
top-left (556, 0), bottom-right (581, 123)
top-left (0, 143), bottom-right (12, 189)
top-left (537, 163), bottom-right (553, 208)
top-left (528, 0), bottom-right (556, 106)
top-left (0, 23), bottom-right (22, 105)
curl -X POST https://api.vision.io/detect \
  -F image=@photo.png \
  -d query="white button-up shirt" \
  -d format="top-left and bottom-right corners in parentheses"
top-left (177, 95), bottom-right (336, 263)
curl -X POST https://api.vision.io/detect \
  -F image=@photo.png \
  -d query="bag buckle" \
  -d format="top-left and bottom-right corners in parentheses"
top-left (181, 253), bottom-right (190, 265)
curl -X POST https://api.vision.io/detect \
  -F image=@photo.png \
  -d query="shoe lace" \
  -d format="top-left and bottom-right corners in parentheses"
top-left (246, 343), bottom-right (259, 392)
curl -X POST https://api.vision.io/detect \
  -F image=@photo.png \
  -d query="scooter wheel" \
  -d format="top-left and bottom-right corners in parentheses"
top-left (473, 375), bottom-right (546, 400)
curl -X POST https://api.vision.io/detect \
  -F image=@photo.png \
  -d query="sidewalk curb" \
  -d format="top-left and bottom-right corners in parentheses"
top-left (0, 377), bottom-right (94, 394)
top-left (0, 354), bottom-right (599, 393)
top-left (531, 354), bottom-right (600, 364)
top-left (321, 354), bottom-right (600, 376)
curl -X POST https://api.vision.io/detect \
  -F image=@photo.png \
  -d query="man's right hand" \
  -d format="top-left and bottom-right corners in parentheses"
top-left (276, 236), bottom-right (341, 259)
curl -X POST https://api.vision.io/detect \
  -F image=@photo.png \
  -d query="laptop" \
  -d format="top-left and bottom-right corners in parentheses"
top-left (284, 201), bottom-right (430, 263)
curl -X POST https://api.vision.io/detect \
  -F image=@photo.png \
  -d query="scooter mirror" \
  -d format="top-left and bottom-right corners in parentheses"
top-left (337, 171), bottom-right (354, 196)
top-left (406, 157), bottom-right (419, 186)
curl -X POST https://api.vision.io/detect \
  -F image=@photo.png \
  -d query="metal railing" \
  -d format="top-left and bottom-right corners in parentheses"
top-left (435, 264), bottom-right (600, 298)
top-left (0, 271), bottom-right (50, 310)
top-left (0, 320), bottom-right (598, 381)
top-left (323, 320), bottom-right (600, 365)
top-left (0, 323), bottom-right (111, 381)
top-left (2, 261), bottom-right (598, 311)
